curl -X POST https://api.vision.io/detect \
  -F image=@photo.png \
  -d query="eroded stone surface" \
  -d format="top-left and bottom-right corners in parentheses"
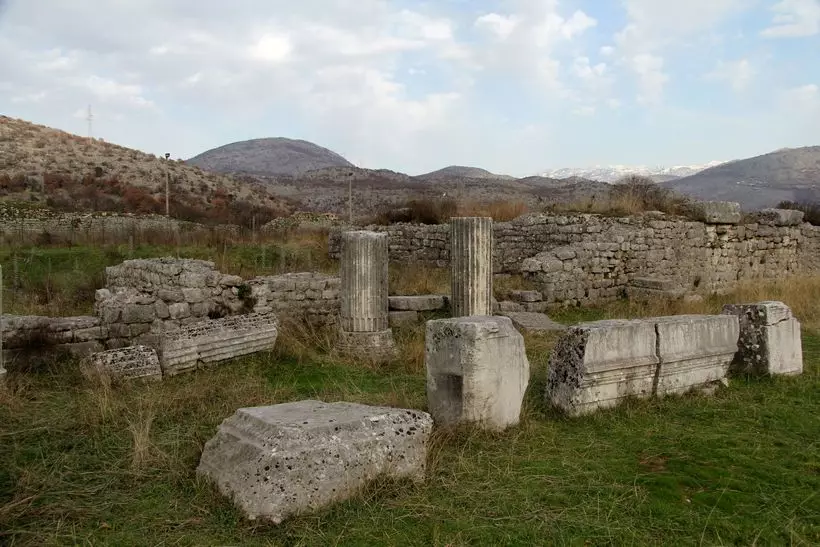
top-left (654, 315), bottom-right (739, 396)
top-left (754, 209), bottom-right (805, 227)
top-left (696, 201), bottom-right (742, 225)
top-left (547, 314), bottom-right (741, 416)
top-left (89, 345), bottom-right (162, 381)
top-left (161, 312), bottom-right (279, 375)
top-left (335, 329), bottom-right (397, 363)
top-left (547, 319), bottom-right (659, 416)
top-left (425, 316), bottom-right (529, 430)
top-left (721, 301), bottom-right (803, 376)
top-left (500, 311), bottom-right (566, 333)
top-left (197, 400), bottom-right (433, 524)
top-left (388, 295), bottom-right (447, 312)
top-left (339, 231), bottom-right (390, 332)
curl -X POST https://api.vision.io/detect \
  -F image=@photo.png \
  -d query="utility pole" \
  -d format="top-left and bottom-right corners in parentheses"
top-left (86, 105), bottom-right (93, 140)
top-left (164, 152), bottom-right (170, 217)
top-left (348, 178), bottom-right (353, 225)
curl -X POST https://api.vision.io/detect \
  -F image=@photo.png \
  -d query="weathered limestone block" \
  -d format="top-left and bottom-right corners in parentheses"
top-left (500, 312), bottom-right (566, 334)
top-left (450, 217), bottom-right (493, 317)
top-left (161, 312), bottom-right (279, 376)
top-left (388, 295), bottom-right (447, 312)
top-left (695, 201), bottom-right (742, 225)
top-left (335, 330), bottom-right (397, 363)
top-left (508, 290), bottom-right (543, 303)
top-left (339, 231), bottom-right (390, 332)
top-left (547, 319), bottom-right (659, 416)
top-left (721, 301), bottom-right (803, 376)
top-left (89, 345), bottom-right (162, 381)
top-left (197, 400), bottom-right (433, 524)
top-left (653, 315), bottom-right (739, 396)
top-left (425, 316), bottom-right (529, 430)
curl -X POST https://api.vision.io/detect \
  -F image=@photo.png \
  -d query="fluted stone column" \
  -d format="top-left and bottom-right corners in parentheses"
top-left (450, 217), bottom-right (493, 317)
top-left (336, 231), bottom-right (395, 362)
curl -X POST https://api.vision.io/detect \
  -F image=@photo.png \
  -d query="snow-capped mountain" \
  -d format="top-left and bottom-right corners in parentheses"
top-left (539, 161), bottom-right (726, 183)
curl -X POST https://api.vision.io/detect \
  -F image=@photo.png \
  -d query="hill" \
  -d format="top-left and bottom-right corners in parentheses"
top-left (0, 116), bottom-right (293, 226)
top-left (417, 165), bottom-right (516, 181)
top-left (663, 146), bottom-right (820, 209)
top-left (187, 137), bottom-right (354, 177)
top-left (540, 162), bottom-right (725, 184)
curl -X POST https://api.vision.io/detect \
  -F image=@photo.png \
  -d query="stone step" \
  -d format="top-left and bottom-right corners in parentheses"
top-left (388, 295), bottom-right (448, 312)
top-left (499, 311), bottom-right (566, 333)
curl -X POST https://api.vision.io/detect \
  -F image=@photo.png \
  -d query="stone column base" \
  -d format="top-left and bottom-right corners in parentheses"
top-left (336, 329), bottom-right (397, 364)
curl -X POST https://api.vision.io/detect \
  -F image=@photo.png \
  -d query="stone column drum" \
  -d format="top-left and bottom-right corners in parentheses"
top-left (336, 231), bottom-right (396, 362)
top-left (450, 217), bottom-right (493, 317)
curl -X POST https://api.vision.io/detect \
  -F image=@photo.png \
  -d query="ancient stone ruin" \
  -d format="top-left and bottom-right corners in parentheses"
top-left (450, 217), bottom-right (493, 317)
top-left (547, 315), bottom-right (740, 416)
top-left (88, 345), bottom-right (162, 382)
top-left (722, 301), bottom-right (803, 376)
top-left (336, 231), bottom-right (396, 363)
top-left (425, 316), bottom-right (530, 430)
top-left (160, 312), bottom-right (279, 376)
top-left (197, 400), bottom-right (433, 524)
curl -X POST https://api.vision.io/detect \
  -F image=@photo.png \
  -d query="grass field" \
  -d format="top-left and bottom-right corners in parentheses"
top-left (1, 298), bottom-right (819, 546)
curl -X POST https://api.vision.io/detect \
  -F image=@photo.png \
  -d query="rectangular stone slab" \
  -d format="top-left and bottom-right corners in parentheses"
top-left (653, 315), bottom-right (739, 395)
top-left (425, 316), bottom-right (530, 430)
top-left (388, 295), bottom-right (447, 311)
top-left (161, 312), bottom-right (279, 375)
top-left (89, 345), bottom-right (162, 381)
top-left (722, 301), bottom-right (803, 376)
top-left (547, 319), bottom-right (659, 416)
top-left (197, 400), bottom-right (433, 524)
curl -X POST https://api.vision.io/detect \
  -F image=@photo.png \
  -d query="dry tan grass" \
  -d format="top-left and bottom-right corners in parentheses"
top-left (457, 200), bottom-right (529, 222)
top-left (389, 264), bottom-right (449, 296)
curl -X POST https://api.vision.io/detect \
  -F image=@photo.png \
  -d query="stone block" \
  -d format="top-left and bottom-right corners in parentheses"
top-left (335, 329), bottom-right (397, 364)
top-left (497, 301), bottom-right (525, 313)
top-left (161, 312), bottom-right (279, 376)
top-left (501, 312), bottom-right (566, 334)
top-left (158, 288), bottom-right (185, 303)
top-left (122, 304), bottom-right (156, 324)
top-left (89, 345), bottom-right (162, 381)
top-left (653, 315), bottom-right (739, 396)
top-left (168, 302), bottom-right (191, 320)
top-left (183, 288), bottom-right (206, 303)
top-left (754, 209), bottom-right (804, 227)
top-left (197, 400), bottom-right (432, 524)
top-left (508, 290), bottom-right (543, 303)
top-left (425, 316), bottom-right (529, 430)
top-left (695, 201), bottom-right (742, 225)
top-left (388, 295), bottom-right (447, 312)
top-left (155, 300), bottom-right (170, 319)
top-left (547, 319), bottom-right (658, 416)
top-left (389, 310), bottom-right (419, 327)
top-left (721, 301), bottom-right (803, 376)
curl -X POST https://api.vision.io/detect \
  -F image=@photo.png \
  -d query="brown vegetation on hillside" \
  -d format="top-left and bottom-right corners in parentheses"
top-left (0, 116), bottom-right (294, 227)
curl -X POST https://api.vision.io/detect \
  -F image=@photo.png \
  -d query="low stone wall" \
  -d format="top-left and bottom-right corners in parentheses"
top-left (0, 212), bottom-right (241, 245)
top-left (1, 315), bottom-right (107, 362)
top-left (329, 210), bottom-right (818, 307)
top-left (249, 272), bottom-right (340, 325)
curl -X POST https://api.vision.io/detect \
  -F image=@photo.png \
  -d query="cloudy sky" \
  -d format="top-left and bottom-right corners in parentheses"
top-left (1, 0), bottom-right (819, 176)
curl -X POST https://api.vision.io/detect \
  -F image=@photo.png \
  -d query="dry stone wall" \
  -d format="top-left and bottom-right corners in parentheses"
top-left (1, 315), bottom-right (107, 362)
top-left (0, 212), bottom-right (240, 245)
top-left (330, 210), bottom-right (817, 307)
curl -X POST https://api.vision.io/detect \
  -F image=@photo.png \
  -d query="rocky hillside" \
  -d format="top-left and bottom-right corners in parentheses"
top-left (541, 162), bottom-right (725, 183)
top-left (187, 137), bottom-right (354, 177)
top-left (662, 146), bottom-right (820, 209)
top-left (417, 165), bottom-right (516, 180)
top-left (0, 116), bottom-right (293, 226)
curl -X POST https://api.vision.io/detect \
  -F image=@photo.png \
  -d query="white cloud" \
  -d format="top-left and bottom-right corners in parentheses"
top-left (475, 13), bottom-right (519, 40)
top-left (706, 59), bottom-right (756, 91)
top-left (600, 45), bottom-right (615, 57)
top-left (781, 84), bottom-right (820, 111)
top-left (573, 57), bottom-right (607, 81)
top-left (630, 54), bottom-right (669, 105)
top-left (249, 33), bottom-right (293, 62)
top-left (761, 0), bottom-right (820, 38)
top-left (572, 105), bottom-right (596, 116)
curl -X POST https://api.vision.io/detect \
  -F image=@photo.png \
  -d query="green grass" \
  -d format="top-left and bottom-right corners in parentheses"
top-left (1, 324), bottom-right (818, 546)
top-left (0, 240), bottom-right (334, 316)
